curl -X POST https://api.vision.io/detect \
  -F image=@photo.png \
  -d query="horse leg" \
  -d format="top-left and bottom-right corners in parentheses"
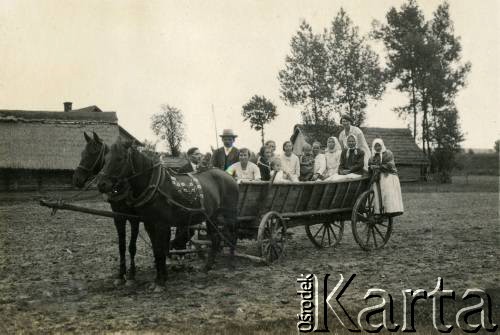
top-left (223, 209), bottom-right (238, 270)
top-left (152, 222), bottom-right (169, 291)
top-left (203, 217), bottom-right (220, 272)
top-left (126, 220), bottom-right (140, 283)
top-left (114, 219), bottom-right (127, 284)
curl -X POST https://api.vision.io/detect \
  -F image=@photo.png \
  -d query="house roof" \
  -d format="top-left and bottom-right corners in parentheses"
top-left (0, 109), bottom-right (117, 123)
top-left (0, 107), bottom-right (139, 170)
top-left (291, 124), bottom-right (429, 165)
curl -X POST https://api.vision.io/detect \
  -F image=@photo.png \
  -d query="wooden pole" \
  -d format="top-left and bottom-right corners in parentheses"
top-left (39, 199), bottom-right (142, 220)
top-left (212, 104), bottom-right (219, 149)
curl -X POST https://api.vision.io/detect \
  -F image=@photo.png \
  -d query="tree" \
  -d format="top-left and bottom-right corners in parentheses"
top-left (325, 8), bottom-right (385, 126)
top-left (241, 95), bottom-right (278, 145)
top-left (430, 107), bottom-right (464, 183)
top-left (151, 104), bottom-right (185, 157)
top-left (138, 139), bottom-right (160, 161)
top-left (278, 21), bottom-right (332, 125)
top-left (375, 0), bottom-right (470, 182)
top-left (425, 2), bottom-right (470, 155)
top-left (373, 0), bottom-right (428, 140)
top-left (495, 140), bottom-right (500, 153)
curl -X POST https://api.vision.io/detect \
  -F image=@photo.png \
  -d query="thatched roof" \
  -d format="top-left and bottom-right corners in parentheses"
top-left (0, 109), bottom-right (116, 123)
top-left (291, 124), bottom-right (429, 166)
top-left (0, 108), bottom-right (138, 170)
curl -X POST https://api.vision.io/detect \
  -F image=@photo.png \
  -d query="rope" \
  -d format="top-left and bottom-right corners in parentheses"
top-left (41, 175), bottom-right (102, 210)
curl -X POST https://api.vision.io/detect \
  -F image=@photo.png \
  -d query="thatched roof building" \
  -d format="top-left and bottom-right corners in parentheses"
top-left (0, 103), bottom-right (140, 190)
top-left (291, 124), bottom-right (429, 182)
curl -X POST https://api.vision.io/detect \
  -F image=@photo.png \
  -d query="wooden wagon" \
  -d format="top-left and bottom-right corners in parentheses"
top-left (40, 174), bottom-right (399, 264)
top-left (232, 175), bottom-right (398, 263)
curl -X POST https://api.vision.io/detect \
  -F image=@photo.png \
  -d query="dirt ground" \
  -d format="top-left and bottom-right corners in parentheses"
top-left (0, 178), bottom-right (498, 334)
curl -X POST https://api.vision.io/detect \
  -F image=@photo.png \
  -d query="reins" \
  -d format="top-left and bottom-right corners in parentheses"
top-left (100, 147), bottom-right (161, 184)
top-left (77, 141), bottom-right (107, 174)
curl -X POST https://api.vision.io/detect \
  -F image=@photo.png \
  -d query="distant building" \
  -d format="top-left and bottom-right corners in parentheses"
top-left (290, 124), bottom-right (429, 182)
top-left (0, 103), bottom-right (139, 191)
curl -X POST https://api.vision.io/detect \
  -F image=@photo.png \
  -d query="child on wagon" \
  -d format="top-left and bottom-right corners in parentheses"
top-left (299, 143), bottom-right (315, 181)
top-left (270, 158), bottom-right (292, 183)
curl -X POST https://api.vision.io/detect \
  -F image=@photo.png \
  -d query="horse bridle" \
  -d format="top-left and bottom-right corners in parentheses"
top-left (100, 147), bottom-right (161, 184)
top-left (77, 141), bottom-right (107, 174)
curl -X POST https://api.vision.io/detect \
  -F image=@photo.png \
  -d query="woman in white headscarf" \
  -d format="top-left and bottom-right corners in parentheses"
top-left (369, 138), bottom-right (404, 216)
top-left (328, 134), bottom-right (365, 181)
top-left (338, 115), bottom-right (370, 171)
top-left (323, 136), bottom-right (342, 179)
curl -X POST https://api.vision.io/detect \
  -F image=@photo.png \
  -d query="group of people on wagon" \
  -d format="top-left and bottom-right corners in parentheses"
top-left (179, 115), bottom-right (403, 215)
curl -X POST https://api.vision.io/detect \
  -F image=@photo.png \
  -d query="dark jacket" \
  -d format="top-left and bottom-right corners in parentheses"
top-left (339, 148), bottom-right (365, 175)
top-left (257, 157), bottom-right (271, 181)
top-left (178, 162), bottom-right (195, 174)
top-left (211, 147), bottom-right (240, 171)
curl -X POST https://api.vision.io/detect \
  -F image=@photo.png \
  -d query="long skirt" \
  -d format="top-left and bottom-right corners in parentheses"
top-left (373, 173), bottom-right (404, 215)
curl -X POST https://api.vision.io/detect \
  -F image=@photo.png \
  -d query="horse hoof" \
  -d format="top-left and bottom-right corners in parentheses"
top-left (125, 280), bottom-right (136, 287)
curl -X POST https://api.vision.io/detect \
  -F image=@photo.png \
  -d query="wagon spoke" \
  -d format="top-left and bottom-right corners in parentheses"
top-left (372, 228), bottom-right (378, 248)
top-left (266, 243), bottom-right (274, 259)
top-left (270, 244), bottom-right (279, 261)
top-left (373, 224), bottom-right (386, 241)
top-left (320, 225), bottom-right (327, 245)
top-left (332, 222), bottom-right (342, 229)
top-left (264, 224), bottom-right (273, 239)
top-left (312, 224), bottom-right (325, 239)
top-left (325, 224), bottom-right (332, 246)
top-left (365, 227), bottom-right (371, 246)
top-left (368, 193), bottom-right (374, 207)
top-left (329, 224), bottom-right (338, 241)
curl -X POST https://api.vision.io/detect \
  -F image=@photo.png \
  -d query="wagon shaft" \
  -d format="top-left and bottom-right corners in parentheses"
top-left (39, 199), bottom-right (142, 220)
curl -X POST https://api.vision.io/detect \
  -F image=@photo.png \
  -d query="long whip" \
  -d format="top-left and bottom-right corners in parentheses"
top-left (212, 104), bottom-right (219, 149)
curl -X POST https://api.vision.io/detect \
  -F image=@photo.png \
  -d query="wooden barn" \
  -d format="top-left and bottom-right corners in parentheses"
top-left (0, 103), bottom-right (139, 191)
top-left (290, 124), bottom-right (429, 182)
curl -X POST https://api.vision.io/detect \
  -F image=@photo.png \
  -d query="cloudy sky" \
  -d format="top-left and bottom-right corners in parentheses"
top-left (0, 0), bottom-right (498, 152)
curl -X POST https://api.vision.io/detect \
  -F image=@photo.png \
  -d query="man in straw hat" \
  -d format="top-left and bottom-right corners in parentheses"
top-left (212, 129), bottom-right (240, 170)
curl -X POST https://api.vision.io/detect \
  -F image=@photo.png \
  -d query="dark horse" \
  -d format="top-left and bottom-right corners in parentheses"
top-left (97, 140), bottom-right (239, 289)
top-left (72, 132), bottom-right (143, 285)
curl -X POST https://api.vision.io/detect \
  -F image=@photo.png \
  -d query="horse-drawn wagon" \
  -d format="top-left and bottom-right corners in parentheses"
top-left (41, 172), bottom-right (396, 264)
top-left (230, 176), bottom-right (395, 263)
top-left (40, 134), bottom-right (400, 286)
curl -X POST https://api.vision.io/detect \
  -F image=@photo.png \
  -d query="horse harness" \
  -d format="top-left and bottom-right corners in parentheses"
top-left (123, 161), bottom-right (206, 213)
top-left (77, 141), bottom-right (107, 174)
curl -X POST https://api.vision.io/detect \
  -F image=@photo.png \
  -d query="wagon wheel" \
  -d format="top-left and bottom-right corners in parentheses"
top-left (257, 212), bottom-right (286, 263)
top-left (351, 190), bottom-right (393, 251)
top-left (305, 221), bottom-right (344, 249)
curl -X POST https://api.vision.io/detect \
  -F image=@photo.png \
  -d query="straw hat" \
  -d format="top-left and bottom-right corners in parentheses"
top-left (219, 129), bottom-right (238, 138)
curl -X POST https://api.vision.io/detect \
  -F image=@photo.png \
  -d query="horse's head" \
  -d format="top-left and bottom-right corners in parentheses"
top-left (97, 140), bottom-right (135, 193)
top-left (73, 132), bottom-right (108, 189)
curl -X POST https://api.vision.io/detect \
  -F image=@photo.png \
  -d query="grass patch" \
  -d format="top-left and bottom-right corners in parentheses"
top-left (402, 175), bottom-right (498, 193)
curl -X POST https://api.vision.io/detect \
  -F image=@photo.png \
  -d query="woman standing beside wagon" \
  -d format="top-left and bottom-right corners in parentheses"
top-left (369, 138), bottom-right (404, 216)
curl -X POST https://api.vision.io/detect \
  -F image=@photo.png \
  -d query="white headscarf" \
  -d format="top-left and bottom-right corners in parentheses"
top-left (327, 136), bottom-right (342, 154)
top-left (346, 134), bottom-right (358, 158)
top-left (371, 138), bottom-right (387, 158)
